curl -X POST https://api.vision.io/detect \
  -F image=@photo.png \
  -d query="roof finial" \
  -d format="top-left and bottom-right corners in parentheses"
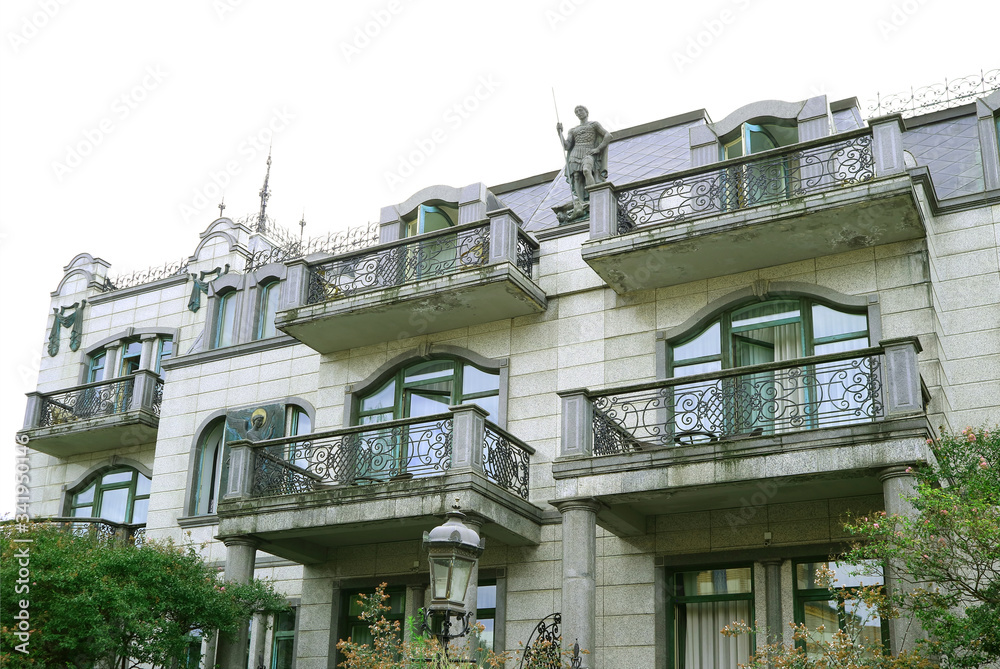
top-left (256, 145), bottom-right (272, 234)
top-left (299, 209), bottom-right (306, 241)
top-left (217, 194), bottom-right (226, 219)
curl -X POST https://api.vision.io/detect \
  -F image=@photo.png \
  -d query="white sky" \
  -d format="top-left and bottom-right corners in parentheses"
top-left (0, 0), bottom-right (996, 517)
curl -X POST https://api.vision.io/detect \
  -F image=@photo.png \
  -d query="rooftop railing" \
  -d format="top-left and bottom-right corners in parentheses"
top-left (225, 404), bottom-right (534, 502)
top-left (29, 371), bottom-right (164, 429)
top-left (559, 339), bottom-right (924, 458)
top-left (614, 129), bottom-right (876, 232)
top-left (303, 214), bottom-right (538, 305)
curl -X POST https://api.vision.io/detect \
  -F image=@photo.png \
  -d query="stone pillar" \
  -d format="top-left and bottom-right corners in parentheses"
top-left (298, 566), bottom-right (339, 669)
top-left (689, 123), bottom-right (719, 168)
top-left (880, 337), bottom-right (923, 417)
top-left (796, 96), bottom-right (833, 142)
top-left (217, 538), bottom-right (260, 669)
top-left (880, 466), bottom-right (923, 655)
top-left (449, 404), bottom-right (487, 474)
top-left (487, 208), bottom-right (521, 266)
top-left (22, 392), bottom-right (42, 430)
top-left (558, 390), bottom-right (594, 458)
top-left (403, 584), bottom-right (427, 644)
top-left (586, 181), bottom-right (616, 240)
top-left (762, 559), bottom-right (783, 647)
top-left (379, 206), bottom-right (403, 244)
top-left (224, 440), bottom-right (255, 500)
top-left (553, 498), bottom-right (600, 668)
top-left (282, 259), bottom-right (310, 311)
top-left (129, 369), bottom-right (159, 412)
top-left (138, 334), bottom-right (157, 371)
top-left (458, 182), bottom-right (488, 224)
top-left (104, 344), bottom-right (122, 379)
top-left (870, 115), bottom-right (906, 177)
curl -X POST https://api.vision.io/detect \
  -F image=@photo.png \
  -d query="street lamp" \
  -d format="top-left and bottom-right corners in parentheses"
top-left (422, 499), bottom-right (484, 658)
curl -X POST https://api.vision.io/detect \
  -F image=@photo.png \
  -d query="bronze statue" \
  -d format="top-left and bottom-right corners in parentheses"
top-left (557, 105), bottom-right (612, 216)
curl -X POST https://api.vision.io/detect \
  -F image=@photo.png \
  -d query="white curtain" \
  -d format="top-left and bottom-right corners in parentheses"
top-left (680, 600), bottom-right (751, 668)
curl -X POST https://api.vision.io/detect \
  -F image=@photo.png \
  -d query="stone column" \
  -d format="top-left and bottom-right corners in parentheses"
top-left (762, 559), bottom-right (783, 647)
top-left (870, 114), bottom-right (906, 177)
top-left (403, 584), bottom-right (427, 644)
top-left (282, 259), bottom-right (310, 311)
top-left (449, 404), bottom-right (487, 475)
top-left (462, 514), bottom-right (486, 651)
top-left (689, 123), bottom-right (719, 168)
top-left (880, 337), bottom-right (923, 417)
top-left (553, 498), bottom-right (600, 668)
top-left (880, 466), bottom-right (923, 655)
top-left (558, 390), bottom-right (594, 458)
top-left (138, 334), bottom-right (158, 371)
top-left (104, 344), bottom-right (122, 379)
top-left (216, 538), bottom-right (260, 669)
top-left (486, 208), bottom-right (521, 266)
top-left (586, 181), bottom-right (616, 240)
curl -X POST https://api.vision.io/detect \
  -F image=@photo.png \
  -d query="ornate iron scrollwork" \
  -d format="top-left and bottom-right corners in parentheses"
top-left (867, 69), bottom-right (999, 117)
top-left (483, 426), bottom-right (530, 499)
top-left (38, 377), bottom-right (136, 427)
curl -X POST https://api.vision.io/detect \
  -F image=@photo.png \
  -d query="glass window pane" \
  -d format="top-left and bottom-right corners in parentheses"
top-left (291, 409), bottom-right (311, 436)
top-left (673, 322), bottom-right (721, 363)
top-left (477, 584), bottom-right (497, 609)
top-left (675, 600), bottom-right (751, 668)
top-left (404, 360), bottom-right (454, 383)
top-left (803, 600), bottom-right (840, 658)
top-left (276, 609), bottom-right (296, 632)
top-left (272, 637), bottom-right (294, 669)
top-left (76, 482), bottom-right (95, 504)
top-left (797, 561), bottom-right (883, 589)
top-left (407, 391), bottom-right (450, 417)
top-left (732, 301), bottom-right (800, 329)
top-left (103, 470), bottom-right (133, 484)
top-left (73, 505), bottom-right (93, 517)
top-left (258, 282), bottom-right (279, 340)
top-left (464, 394), bottom-right (498, 420)
top-left (89, 353), bottom-right (106, 383)
top-left (675, 567), bottom-right (752, 597)
top-left (672, 360), bottom-right (722, 378)
top-left (476, 618), bottom-right (495, 652)
top-left (812, 305), bottom-right (868, 340)
top-left (814, 338), bottom-right (868, 355)
top-left (131, 498), bottom-right (149, 524)
top-left (99, 488), bottom-right (130, 523)
top-left (463, 365), bottom-right (499, 395)
top-left (360, 380), bottom-right (395, 413)
top-left (135, 473), bottom-right (151, 496)
top-left (216, 293), bottom-right (237, 348)
top-left (157, 338), bottom-right (173, 373)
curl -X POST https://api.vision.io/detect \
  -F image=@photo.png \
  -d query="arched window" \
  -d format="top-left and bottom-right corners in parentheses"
top-left (356, 357), bottom-right (499, 425)
top-left (191, 404), bottom-right (313, 516)
top-left (214, 291), bottom-right (238, 348)
top-left (256, 280), bottom-right (280, 340)
top-left (666, 297), bottom-right (872, 439)
top-left (87, 350), bottom-right (107, 383)
top-left (68, 466), bottom-right (151, 525)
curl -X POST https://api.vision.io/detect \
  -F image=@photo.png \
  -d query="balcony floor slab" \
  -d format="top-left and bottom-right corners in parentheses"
top-left (19, 410), bottom-right (160, 457)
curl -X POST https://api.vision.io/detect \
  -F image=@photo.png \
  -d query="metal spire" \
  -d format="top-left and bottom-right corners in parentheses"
top-left (256, 145), bottom-right (272, 234)
top-left (299, 209), bottom-right (306, 241)
top-left (217, 194), bottom-right (226, 219)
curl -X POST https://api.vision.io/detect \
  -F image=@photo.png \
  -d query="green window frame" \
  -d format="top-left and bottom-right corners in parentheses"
top-left (475, 579), bottom-right (497, 654)
top-left (156, 336), bottom-right (173, 374)
top-left (668, 297), bottom-right (869, 377)
top-left (180, 632), bottom-right (202, 669)
top-left (271, 608), bottom-right (296, 669)
top-left (666, 565), bottom-right (755, 669)
top-left (214, 291), bottom-right (238, 349)
top-left (793, 559), bottom-right (888, 660)
top-left (191, 418), bottom-right (228, 516)
top-left (119, 338), bottom-right (142, 376)
top-left (356, 357), bottom-right (500, 425)
top-left (256, 280), bottom-right (280, 341)
top-left (87, 350), bottom-right (107, 383)
top-left (68, 466), bottom-right (151, 524)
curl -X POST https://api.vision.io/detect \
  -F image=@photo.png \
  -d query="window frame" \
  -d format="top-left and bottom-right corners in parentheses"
top-left (665, 563), bottom-right (756, 669)
top-left (190, 418), bottom-right (228, 516)
top-left (213, 289), bottom-right (239, 349)
top-left (156, 336), bottom-right (173, 374)
top-left (67, 466), bottom-right (151, 525)
top-left (270, 607), bottom-right (297, 669)
top-left (667, 296), bottom-right (871, 377)
top-left (255, 279), bottom-right (281, 341)
top-left (87, 350), bottom-right (107, 383)
top-left (792, 559), bottom-right (890, 659)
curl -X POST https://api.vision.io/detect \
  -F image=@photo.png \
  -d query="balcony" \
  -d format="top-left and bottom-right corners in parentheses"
top-left (583, 120), bottom-right (926, 292)
top-left (19, 371), bottom-right (163, 458)
top-left (276, 210), bottom-right (546, 353)
top-left (553, 338), bottom-right (932, 536)
top-left (37, 517), bottom-right (147, 546)
top-left (217, 404), bottom-right (543, 563)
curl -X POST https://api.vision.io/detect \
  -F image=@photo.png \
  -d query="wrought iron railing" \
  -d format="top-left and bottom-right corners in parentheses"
top-left (483, 425), bottom-right (531, 500)
top-left (152, 379), bottom-right (164, 417)
top-left (516, 231), bottom-right (535, 278)
top-left (102, 258), bottom-right (189, 293)
top-left (40, 517), bottom-right (147, 546)
top-left (615, 130), bottom-right (875, 231)
top-left (38, 377), bottom-right (136, 427)
top-left (246, 412), bottom-right (533, 500)
top-left (250, 414), bottom-right (455, 497)
top-left (590, 348), bottom-right (885, 455)
top-left (867, 69), bottom-right (1000, 118)
top-left (306, 222), bottom-right (493, 304)
top-left (244, 218), bottom-right (381, 273)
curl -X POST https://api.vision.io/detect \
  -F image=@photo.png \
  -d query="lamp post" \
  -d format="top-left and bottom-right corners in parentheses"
top-left (422, 499), bottom-right (485, 660)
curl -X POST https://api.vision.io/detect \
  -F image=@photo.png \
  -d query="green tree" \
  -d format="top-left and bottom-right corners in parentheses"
top-left (843, 426), bottom-right (1000, 668)
top-left (1, 522), bottom-right (288, 669)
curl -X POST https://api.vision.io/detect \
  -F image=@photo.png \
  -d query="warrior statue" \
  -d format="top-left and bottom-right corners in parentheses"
top-left (556, 105), bottom-right (612, 220)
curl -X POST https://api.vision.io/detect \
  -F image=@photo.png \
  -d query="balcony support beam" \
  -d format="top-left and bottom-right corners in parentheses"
top-left (558, 389), bottom-right (594, 458)
top-left (553, 498), bottom-right (600, 668)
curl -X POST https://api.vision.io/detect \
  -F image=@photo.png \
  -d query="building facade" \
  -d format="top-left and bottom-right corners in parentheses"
top-left (20, 85), bottom-right (1000, 669)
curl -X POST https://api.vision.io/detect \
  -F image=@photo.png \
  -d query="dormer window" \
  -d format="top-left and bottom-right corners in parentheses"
top-left (720, 119), bottom-right (799, 159)
top-left (404, 203), bottom-right (457, 237)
